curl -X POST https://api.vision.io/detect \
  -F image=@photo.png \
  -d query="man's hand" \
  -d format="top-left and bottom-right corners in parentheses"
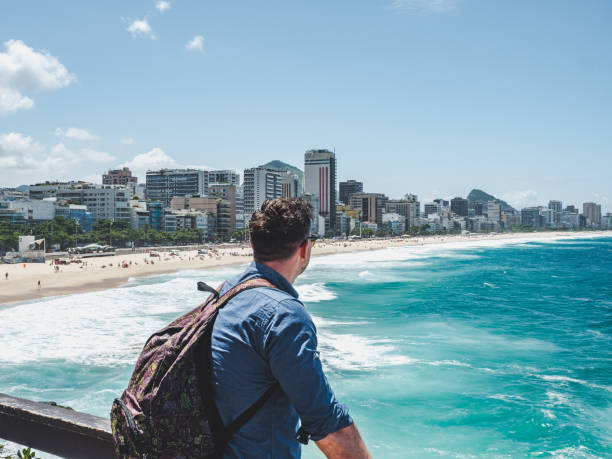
top-left (315, 423), bottom-right (371, 459)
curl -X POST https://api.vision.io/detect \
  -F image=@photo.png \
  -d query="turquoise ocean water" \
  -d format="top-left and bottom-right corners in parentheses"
top-left (1, 235), bottom-right (611, 458)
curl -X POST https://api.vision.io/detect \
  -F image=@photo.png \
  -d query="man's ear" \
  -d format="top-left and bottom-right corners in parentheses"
top-left (298, 241), bottom-right (308, 259)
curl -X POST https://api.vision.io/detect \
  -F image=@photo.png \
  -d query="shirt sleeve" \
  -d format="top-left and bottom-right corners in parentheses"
top-left (263, 298), bottom-right (353, 441)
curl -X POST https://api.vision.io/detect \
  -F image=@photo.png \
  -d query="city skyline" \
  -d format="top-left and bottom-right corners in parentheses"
top-left (3, 160), bottom-right (609, 215)
top-left (1, 1), bottom-right (611, 211)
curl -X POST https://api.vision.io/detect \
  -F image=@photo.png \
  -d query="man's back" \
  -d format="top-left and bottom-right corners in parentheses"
top-left (210, 261), bottom-right (352, 458)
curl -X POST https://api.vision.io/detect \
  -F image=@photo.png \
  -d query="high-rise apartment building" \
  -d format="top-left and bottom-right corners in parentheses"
top-left (548, 200), bottom-right (562, 213)
top-left (280, 171), bottom-right (300, 198)
top-left (103, 167), bottom-right (137, 186)
top-left (404, 194), bottom-right (420, 218)
top-left (450, 197), bottom-right (469, 217)
top-left (548, 200), bottom-right (562, 225)
top-left (339, 180), bottom-right (363, 206)
top-left (304, 149), bottom-right (336, 229)
top-left (386, 199), bottom-right (417, 228)
top-left (583, 202), bottom-right (601, 225)
top-left (209, 184), bottom-right (237, 235)
top-left (243, 167), bottom-right (282, 217)
top-left (423, 202), bottom-right (442, 218)
top-left (487, 201), bottom-right (501, 222)
top-left (521, 207), bottom-right (542, 228)
top-left (349, 193), bottom-right (388, 226)
top-left (470, 201), bottom-right (484, 216)
top-left (145, 169), bottom-right (209, 207)
top-left (208, 170), bottom-right (240, 186)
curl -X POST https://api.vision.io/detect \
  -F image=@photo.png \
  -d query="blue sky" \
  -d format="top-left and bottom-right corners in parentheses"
top-left (1, 0), bottom-right (611, 211)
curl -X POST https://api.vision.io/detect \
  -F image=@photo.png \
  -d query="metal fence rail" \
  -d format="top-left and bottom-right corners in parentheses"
top-left (0, 393), bottom-right (114, 459)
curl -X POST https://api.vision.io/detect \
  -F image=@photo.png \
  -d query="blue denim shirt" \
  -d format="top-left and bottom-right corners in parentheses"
top-left (210, 262), bottom-right (353, 458)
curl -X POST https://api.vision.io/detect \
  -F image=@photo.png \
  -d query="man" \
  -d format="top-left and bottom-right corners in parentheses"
top-left (211, 198), bottom-right (371, 458)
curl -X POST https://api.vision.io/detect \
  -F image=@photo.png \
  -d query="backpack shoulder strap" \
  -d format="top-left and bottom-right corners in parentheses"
top-left (196, 276), bottom-right (281, 448)
top-left (213, 277), bottom-right (277, 311)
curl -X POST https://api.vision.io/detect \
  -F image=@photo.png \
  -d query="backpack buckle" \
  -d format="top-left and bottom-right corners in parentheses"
top-left (296, 426), bottom-right (311, 445)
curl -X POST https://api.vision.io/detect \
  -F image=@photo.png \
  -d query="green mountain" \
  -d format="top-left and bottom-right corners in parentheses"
top-left (261, 160), bottom-right (303, 178)
top-left (467, 189), bottom-right (515, 212)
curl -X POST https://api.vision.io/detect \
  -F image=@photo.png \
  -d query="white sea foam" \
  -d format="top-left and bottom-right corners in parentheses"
top-left (0, 274), bottom-right (223, 367)
top-left (548, 445), bottom-right (596, 459)
top-left (538, 375), bottom-right (612, 393)
top-left (295, 283), bottom-right (337, 303)
top-left (312, 316), bottom-right (370, 327)
top-left (424, 359), bottom-right (472, 367)
top-left (317, 332), bottom-right (414, 371)
top-left (540, 375), bottom-right (587, 384)
top-left (488, 394), bottom-right (527, 402)
top-left (546, 391), bottom-right (570, 406)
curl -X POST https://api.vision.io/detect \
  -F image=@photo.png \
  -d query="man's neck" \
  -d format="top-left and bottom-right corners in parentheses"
top-left (257, 259), bottom-right (297, 284)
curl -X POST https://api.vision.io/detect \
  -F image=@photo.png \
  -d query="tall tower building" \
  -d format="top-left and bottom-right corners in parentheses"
top-left (339, 180), bottom-right (363, 205)
top-left (583, 202), bottom-right (602, 225)
top-left (304, 149), bottom-right (336, 230)
top-left (487, 201), bottom-right (501, 222)
top-left (450, 197), bottom-right (469, 217)
top-left (548, 200), bottom-right (562, 225)
top-left (243, 167), bottom-right (282, 218)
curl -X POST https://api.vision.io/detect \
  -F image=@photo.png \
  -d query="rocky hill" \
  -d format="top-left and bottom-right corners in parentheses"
top-left (467, 189), bottom-right (515, 212)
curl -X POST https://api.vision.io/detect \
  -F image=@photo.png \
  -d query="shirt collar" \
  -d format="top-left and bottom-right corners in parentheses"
top-left (240, 261), bottom-right (299, 299)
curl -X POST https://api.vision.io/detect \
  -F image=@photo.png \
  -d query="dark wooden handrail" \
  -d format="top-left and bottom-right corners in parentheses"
top-left (0, 393), bottom-right (115, 458)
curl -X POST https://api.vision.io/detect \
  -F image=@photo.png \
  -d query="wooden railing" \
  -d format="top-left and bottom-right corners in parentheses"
top-left (0, 393), bottom-right (114, 458)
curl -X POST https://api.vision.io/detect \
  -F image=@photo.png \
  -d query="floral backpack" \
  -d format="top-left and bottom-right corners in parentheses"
top-left (110, 278), bottom-right (279, 458)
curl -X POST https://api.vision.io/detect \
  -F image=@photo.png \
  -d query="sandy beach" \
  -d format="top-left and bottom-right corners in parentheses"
top-left (1, 231), bottom-right (609, 305)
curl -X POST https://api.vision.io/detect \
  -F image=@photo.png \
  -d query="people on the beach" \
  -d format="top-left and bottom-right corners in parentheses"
top-left (4, 272), bottom-right (7, 280)
top-left (210, 198), bottom-right (371, 458)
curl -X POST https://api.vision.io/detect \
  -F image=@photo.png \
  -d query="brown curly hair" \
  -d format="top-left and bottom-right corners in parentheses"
top-left (249, 198), bottom-right (314, 261)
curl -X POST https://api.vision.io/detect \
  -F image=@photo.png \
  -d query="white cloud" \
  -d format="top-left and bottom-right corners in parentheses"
top-left (0, 132), bottom-right (43, 155)
top-left (82, 148), bottom-right (116, 163)
top-left (120, 147), bottom-right (179, 180)
top-left (156, 1), bottom-right (171, 12)
top-left (0, 132), bottom-right (114, 186)
top-left (500, 190), bottom-right (541, 209)
top-left (121, 137), bottom-right (135, 145)
top-left (391, 0), bottom-right (458, 13)
top-left (127, 19), bottom-right (155, 39)
top-left (0, 87), bottom-right (34, 113)
top-left (185, 35), bottom-right (204, 52)
top-left (120, 147), bottom-right (211, 182)
top-left (0, 39), bottom-right (75, 114)
top-left (55, 127), bottom-right (100, 141)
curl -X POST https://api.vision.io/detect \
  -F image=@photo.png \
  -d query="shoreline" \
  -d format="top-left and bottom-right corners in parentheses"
top-left (1, 231), bottom-right (610, 306)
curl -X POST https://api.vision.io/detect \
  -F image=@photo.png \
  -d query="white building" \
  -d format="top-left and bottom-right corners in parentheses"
top-left (243, 167), bottom-right (282, 218)
top-left (561, 211), bottom-right (579, 229)
top-left (145, 169), bottom-right (209, 207)
top-left (423, 202), bottom-right (441, 218)
top-left (8, 199), bottom-right (55, 221)
top-left (382, 212), bottom-right (406, 235)
top-left (487, 201), bottom-right (501, 222)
